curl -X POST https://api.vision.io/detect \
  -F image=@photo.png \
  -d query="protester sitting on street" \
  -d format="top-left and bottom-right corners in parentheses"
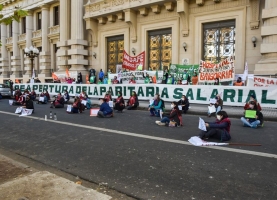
top-left (114, 91), bottom-right (125, 112)
top-left (97, 98), bottom-right (113, 118)
top-left (63, 90), bottom-right (70, 103)
top-left (155, 101), bottom-right (182, 127)
top-left (37, 92), bottom-right (47, 104)
top-left (199, 111), bottom-right (231, 141)
top-left (44, 90), bottom-right (50, 101)
top-left (50, 93), bottom-right (65, 108)
top-left (79, 91), bottom-right (91, 109)
top-left (23, 89), bottom-right (30, 96)
top-left (22, 95), bottom-right (34, 110)
top-left (149, 94), bottom-right (163, 117)
top-left (129, 76), bottom-right (136, 84)
top-left (30, 90), bottom-right (36, 100)
top-left (126, 91), bottom-right (139, 110)
top-left (208, 94), bottom-right (223, 117)
top-left (79, 91), bottom-right (87, 100)
top-left (233, 77), bottom-right (244, 86)
top-left (214, 78), bottom-right (220, 85)
top-left (67, 97), bottom-right (81, 114)
top-left (14, 89), bottom-right (22, 101)
top-left (244, 94), bottom-right (262, 111)
top-left (178, 95), bottom-right (190, 114)
top-left (112, 76), bottom-right (119, 84)
top-left (13, 94), bottom-right (25, 106)
top-left (241, 101), bottom-right (263, 128)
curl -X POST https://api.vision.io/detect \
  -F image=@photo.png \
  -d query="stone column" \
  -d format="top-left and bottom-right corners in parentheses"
top-left (11, 20), bottom-right (21, 77)
top-left (255, 0), bottom-right (277, 75)
top-left (24, 11), bottom-right (33, 76)
top-left (68, 0), bottom-right (88, 75)
top-left (39, 4), bottom-right (51, 77)
top-left (57, 0), bottom-right (71, 72)
top-left (0, 23), bottom-right (9, 78)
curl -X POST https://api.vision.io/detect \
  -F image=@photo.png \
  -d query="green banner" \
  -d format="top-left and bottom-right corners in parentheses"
top-left (169, 64), bottom-right (199, 79)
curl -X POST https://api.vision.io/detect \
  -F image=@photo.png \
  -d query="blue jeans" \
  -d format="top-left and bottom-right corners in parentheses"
top-left (240, 117), bottom-right (260, 128)
top-left (161, 117), bottom-right (170, 124)
top-left (208, 106), bottom-right (221, 115)
top-left (150, 108), bottom-right (160, 117)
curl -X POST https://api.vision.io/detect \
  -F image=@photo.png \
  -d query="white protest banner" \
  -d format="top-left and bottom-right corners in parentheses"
top-left (20, 109), bottom-right (33, 116)
top-left (247, 76), bottom-right (277, 87)
top-left (188, 136), bottom-right (228, 146)
top-left (199, 56), bottom-right (235, 83)
top-left (109, 71), bottom-right (163, 84)
top-left (14, 83), bottom-right (277, 108)
top-left (198, 118), bottom-right (207, 131)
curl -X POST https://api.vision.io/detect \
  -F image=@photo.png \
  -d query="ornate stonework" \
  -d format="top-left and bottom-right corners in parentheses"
top-left (249, 0), bottom-right (260, 30)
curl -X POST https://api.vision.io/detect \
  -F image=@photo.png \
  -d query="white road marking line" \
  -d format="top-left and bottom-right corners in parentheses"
top-left (1, 111), bottom-right (277, 159)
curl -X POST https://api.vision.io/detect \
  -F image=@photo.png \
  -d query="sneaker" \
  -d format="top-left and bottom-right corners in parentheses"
top-left (251, 125), bottom-right (257, 129)
top-left (155, 121), bottom-right (161, 124)
top-left (157, 122), bottom-right (165, 126)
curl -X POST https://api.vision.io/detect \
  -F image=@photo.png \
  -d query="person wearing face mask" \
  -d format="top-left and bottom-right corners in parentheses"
top-left (114, 92), bottom-right (125, 112)
top-left (208, 94), bottom-right (223, 117)
top-left (241, 101), bottom-right (264, 128)
top-left (155, 101), bottom-right (182, 126)
top-left (97, 98), bottom-right (114, 118)
top-left (178, 95), bottom-right (190, 114)
top-left (167, 74), bottom-right (174, 84)
top-left (214, 78), bottom-right (220, 85)
top-left (126, 91), bottom-right (139, 110)
top-left (244, 94), bottom-right (262, 111)
top-left (129, 76), bottom-right (136, 84)
top-left (191, 72), bottom-right (198, 85)
top-left (199, 111), bottom-right (231, 141)
top-left (182, 70), bottom-right (191, 85)
top-left (233, 77), bottom-right (244, 86)
top-left (149, 94), bottom-right (163, 116)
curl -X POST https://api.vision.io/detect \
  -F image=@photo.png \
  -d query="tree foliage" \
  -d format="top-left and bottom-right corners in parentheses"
top-left (0, 4), bottom-right (28, 25)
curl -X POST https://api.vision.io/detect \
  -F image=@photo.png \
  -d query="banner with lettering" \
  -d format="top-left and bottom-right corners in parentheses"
top-left (169, 64), bottom-right (199, 80)
top-left (108, 71), bottom-right (164, 84)
top-left (123, 50), bottom-right (145, 71)
top-left (14, 83), bottom-right (277, 108)
top-left (247, 76), bottom-right (277, 87)
top-left (198, 57), bottom-right (235, 83)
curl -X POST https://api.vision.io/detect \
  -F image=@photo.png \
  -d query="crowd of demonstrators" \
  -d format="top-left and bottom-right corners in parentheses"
top-left (199, 111), bottom-right (231, 142)
top-left (208, 94), bottom-right (223, 117)
top-left (149, 94), bottom-right (163, 117)
top-left (50, 93), bottom-right (65, 108)
top-left (155, 101), bottom-right (182, 127)
top-left (126, 91), bottom-right (139, 110)
top-left (97, 98), bottom-right (113, 118)
top-left (178, 95), bottom-right (190, 114)
top-left (114, 91), bottom-right (125, 112)
top-left (241, 101), bottom-right (264, 128)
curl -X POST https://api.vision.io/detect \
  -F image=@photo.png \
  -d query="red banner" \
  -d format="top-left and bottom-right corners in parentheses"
top-left (122, 50), bottom-right (145, 71)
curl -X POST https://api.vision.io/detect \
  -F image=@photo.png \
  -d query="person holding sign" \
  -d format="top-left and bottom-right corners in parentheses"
top-left (149, 94), bottom-right (163, 117)
top-left (129, 76), bottom-right (136, 84)
top-left (182, 70), bottom-right (191, 85)
top-left (126, 92), bottom-right (139, 110)
top-left (50, 93), bottom-right (65, 108)
top-left (199, 111), bottom-right (231, 142)
top-left (22, 95), bottom-right (34, 111)
top-left (233, 77), bottom-right (244, 86)
top-left (178, 95), bottom-right (190, 114)
top-left (97, 98), bottom-right (113, 118)
top-left (155, 101), bottom-right (182, 127)
top-left (13, 94), bottom-right (25, 106)
top-left (114, 92), bottom-right (125, 112)
top-left (240, 101), bottom-right (263, 128)
top-left (208, 94), bottom-right (223, 117)
top-left (67, 97), bottom-right (81, 114)
top-left (167, 74), bottom-right (174, 84)
top-left (143, 72), bottom-right (151, 84)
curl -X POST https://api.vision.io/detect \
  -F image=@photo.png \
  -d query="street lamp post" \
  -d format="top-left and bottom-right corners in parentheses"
top-left (24, 46), bottom-right (40, 77)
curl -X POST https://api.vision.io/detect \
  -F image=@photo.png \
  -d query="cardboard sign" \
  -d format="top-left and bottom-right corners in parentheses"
top-left (90, 109), bottom-right (99, 116)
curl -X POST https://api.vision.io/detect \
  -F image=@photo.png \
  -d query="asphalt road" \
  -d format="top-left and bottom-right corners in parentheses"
top-left (0, 99), bottom-right (276, 200)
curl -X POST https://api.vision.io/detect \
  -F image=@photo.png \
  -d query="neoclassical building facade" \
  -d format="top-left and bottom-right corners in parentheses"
top-left (0, 0), bottom-right (276, 83)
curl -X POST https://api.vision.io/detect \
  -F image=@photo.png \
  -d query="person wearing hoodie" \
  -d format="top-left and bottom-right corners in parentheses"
top-left (199, 111), bottom-right (231, 141)
top-left (149, 94), bottom-right (163, 117)
top-left (241, 101), bottom-right (264, 128)
top-left (97, 98), bottom-right (113, 118)
top-left (155, 101), bottom-right (182, 127)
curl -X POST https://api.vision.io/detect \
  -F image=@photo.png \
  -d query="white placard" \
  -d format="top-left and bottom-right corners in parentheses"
top-left (20, 109), bottom-right (33, 116)
top-left (15, 107), bottom-right (22, 114)
top-left (178, 105), bottom-right (182, 110)
top-left (66, 105), bottom-right (72, 112)
top-left (209, 98), bottom-right (217, 104)
top-left (81, 100), bottom-right (87, 105)
top-left (208, 105), bottom-right (216, 113)
top-left (90, 109), bottom-right (99, 116)
top-left (182, 80), bottom-right (188, 85)
top-left (109, 101), bottom-right (113, 107)
top-left (39, 97), bottom-right (45, 102)
top-left (9, 100), bottom-right (13, 105)
top-left (198, 117), bottom-right (207, 131)
top-left (149, 99), bottom-right (154, 105)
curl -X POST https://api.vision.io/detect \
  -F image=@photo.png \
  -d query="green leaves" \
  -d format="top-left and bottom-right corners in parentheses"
top-left (0, 4), bottom-right (28, 24)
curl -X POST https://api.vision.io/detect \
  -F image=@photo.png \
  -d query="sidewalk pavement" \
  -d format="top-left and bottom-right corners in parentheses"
top-left (0, 154), bottom-right (112, 200)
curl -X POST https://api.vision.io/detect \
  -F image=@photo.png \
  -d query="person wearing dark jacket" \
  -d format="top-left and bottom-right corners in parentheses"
top-left (23, 95), bottom-right (34, 110)
top-left (178, 95), bottom-right (190, 114)
top-left (199, 111), bottom-right (231, 141)
top-left (77, 72), bottom-right (83, 84)
top-left (50, 93), bottom-right (65, 108)
top-left (241, 101), bottom-right (263, 128)
top-left (155, 102), bottom-right (182, 127)
top-left (63, 90), bottom-right (70, 103)
top-left (97, 98), bottom-right (113, 118)
top-left (126, 91), bottom-right (139, 110)
top-left (114, 92), bottom-right (125, 112)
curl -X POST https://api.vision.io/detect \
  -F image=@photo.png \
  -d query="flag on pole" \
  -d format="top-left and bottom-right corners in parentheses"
top-left (242, 61), bottom-right (248, 81)
top-left (30, 68), bottom-right (35, 84)
top-left (52, 73), bottom-right (58, 80)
